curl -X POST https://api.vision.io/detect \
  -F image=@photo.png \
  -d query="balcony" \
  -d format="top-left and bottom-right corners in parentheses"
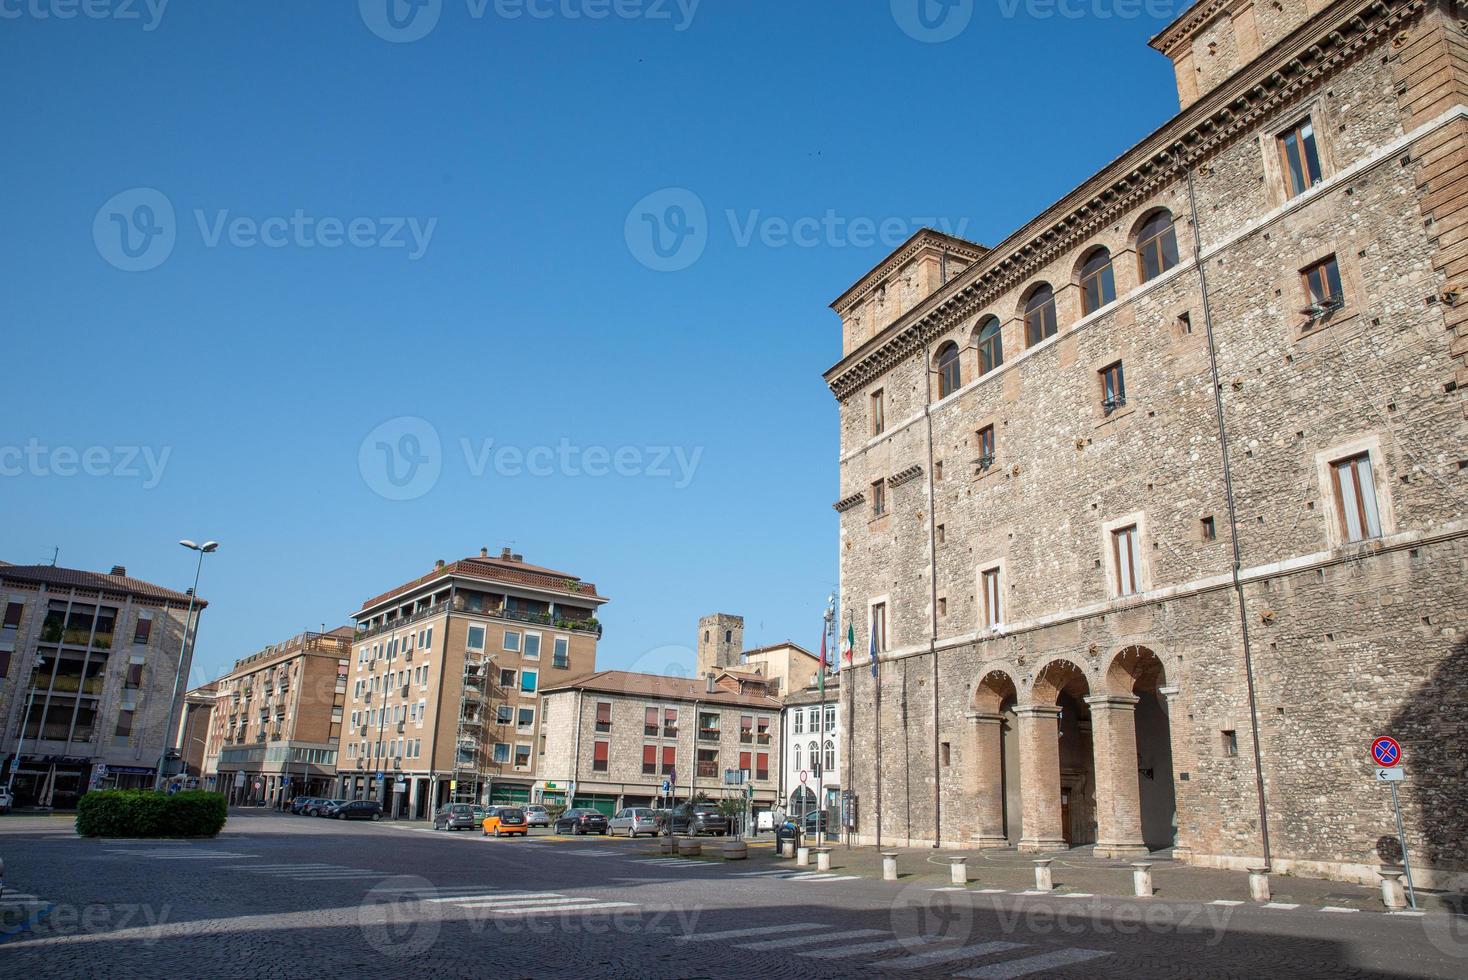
top-left (697, 728), bottom-right (720, 743)
top-left (354, 601), bottom-right (448, 641)
top-left (695, 762), bottom-right (718, 779)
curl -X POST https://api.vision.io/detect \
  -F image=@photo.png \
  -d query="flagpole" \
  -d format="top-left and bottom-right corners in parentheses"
top-left (871, 612), bottom-right (881, 854)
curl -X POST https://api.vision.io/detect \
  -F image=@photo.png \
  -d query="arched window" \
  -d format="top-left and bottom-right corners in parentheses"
top-left (1023, 284), bottom-right (1057, 346)
top-left (935, 341), bottom-right (962, 398)
top-left (976, 315), bottom-right (1003, 375)
top-left (809, 741), bottom-right (820, 775)
top-left (1079, 246), bottom-right (1116, 315)
top-left (793, 743), bottom-right (802, 771)
top-left (823, 740), bottom-right (835, 773)
top-left (1137, 210), bottom-right (1179, 282)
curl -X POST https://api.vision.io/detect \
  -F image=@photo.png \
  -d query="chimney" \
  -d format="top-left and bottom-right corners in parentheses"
top-left (434, 559), bottom-right (445, 570)
top-left (511, 553), bottom-right (523, 563)
top-left (109, 565), bottom-right (127, 577)
top-left (479, 547), bottom-right (488, 558)
top-left (705, 672), bottom-right (716, 694)
top-left (500, 547), bottom-right (512, 560)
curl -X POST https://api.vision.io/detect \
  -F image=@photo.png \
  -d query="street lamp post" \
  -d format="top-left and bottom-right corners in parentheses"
top-left (5, 653), bottom-right (47, 798)
top-left (155, 539), bottom-right (217, 791)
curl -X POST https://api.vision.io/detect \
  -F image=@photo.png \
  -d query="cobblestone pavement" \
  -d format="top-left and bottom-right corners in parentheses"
top-left (1, 810), bottom-right (1465, 978)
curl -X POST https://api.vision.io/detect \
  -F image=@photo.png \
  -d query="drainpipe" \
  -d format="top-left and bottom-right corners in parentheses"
top-left (1185, 160), bottom-right (1272, 870)
top-left (923, 341), bottom-right (942, 848)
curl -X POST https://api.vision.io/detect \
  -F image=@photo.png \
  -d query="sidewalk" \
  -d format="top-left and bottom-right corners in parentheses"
top-left (701, 837), bottom-right (1466, 915)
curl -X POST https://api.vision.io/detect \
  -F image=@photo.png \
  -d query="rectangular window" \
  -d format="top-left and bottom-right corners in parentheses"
top-left (514, 744), bottom-right (532, 769)
top-left (113, 708), bottom-right (134, 744)
top-left (132, 613), bottom-right (152, 646)
top-left (552, 636), bottom-right (569, 669)
top-left (497, 704), bottom-right (513, 725)
top-left (493, 742), bottom-right (511, 764)
top-left (502, 630), bottom-right (521, 653)
top-left (499, 668), bottom-right (516, 688)
top-left (660, 745), bottom-right (676, 775)
top-left (937, 596), bottom-right (947, 618)
top-left (740, 715), bottom-right (753, 743)
top-left (793, 710), bottom-right (804, 735)
top-left (870, 389), bottom-right (885, 435)
top-left (642, 744), bottom-right (657, 774)
top-left (520, 670), bottom-right (538, 693)
top-left (871, 479), bottom-right (886, 517)
top-left (696, 748), bottom-right (718, 779)
top-left (976, 425), bottom-right (995, 469)
top-left (824, 705), bottom-right (835, 732)
top-left (1113, 525), bottom-right (1140, 596)
top-left (466, 625), bottom-right (486, 651)
top-left (871, 602), bottom-right (888, 653)
top-left (1301, 255), bottom-right (1344, 316)
top-left (1331, 452), bottom-right (1382, 542)
top-left (1201, 516), bottom-right (1217, 541)
top-left (592, 740), bottom-right (609, 772)
top-left (663, 708), bottom-right (678, 739)
top-left (523, 633), bottom-right (541, 659)
top-left (936, 524), bottom-right (945, 544)
top-left (698, 712), bottom-right (720, 741)
top-left (1177, 311), bottom-right (1192, 336)
top-left (941, 742), bottom-right (951, 767)
top-left (934, 460), bottom-right (943, 482)
top-left (1278, 117), bottom-right (1322, 197)
top-left (1222, 730), bottom-right (1239, 757)
top-left (757, 716), bottom-right (771, 744)
top-left (755, 751), bottom-right (770, 781)
top-left (517, 707), bottom-right (535, 730)
top-left (1100, 362), bottom-right (1126, 414)
top-left (125, 661), bottom-right (144, 689)
top-left (424, 626), bottom-right (433, 651)
top-left (644, 706), bottom-right (659, 737)
top-left (595, 701), bottom-right (612, 733)
top-left (982, 568), bottom-right (1002, 629)
top-left (739, 750), bottom-right (752, 774)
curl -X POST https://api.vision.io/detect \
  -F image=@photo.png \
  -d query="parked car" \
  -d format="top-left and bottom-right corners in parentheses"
top-left (482, 806), bottom-right (529, 838)
top-left (803, 809), bottom-right (832, 834)
top-left (311, 799), bottom-right (346, 817)
top-left (290, 797), bottom-right (324, 815)
top-left (523, 804), bottom-right (550, 828)
top-left (331, 800), bottom-right (383, 821)
top-left (0, 786), bottom-right (12, 814)
top-left (608, 807), bottom-right (658, 838)
top-left (553, 807), bottom-right (609, 835)
top-left (663, 802), bottom-right (729, 836)
top-left (433, 803), bottom-right (479, 831)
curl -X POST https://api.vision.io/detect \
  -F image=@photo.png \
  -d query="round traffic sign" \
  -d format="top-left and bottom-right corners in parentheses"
top-left (799, 770), bottom-right (809, 784)
top-left (1371, 736), bottom-right (1402, 767)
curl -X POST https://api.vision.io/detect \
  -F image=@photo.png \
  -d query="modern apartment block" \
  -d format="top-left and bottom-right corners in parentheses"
top-left (0, 562), bottom-right (203, 806)
top-left (204, 627), bottom-right (352, 804)
top-left (539, 669), bottom-right (783, 816)
top-left (781, 674), bottom-right (841, 822)
top-left (343, 548), bottom-right (605, 817)
top-left (826, 0), bottom-right (1468, 886)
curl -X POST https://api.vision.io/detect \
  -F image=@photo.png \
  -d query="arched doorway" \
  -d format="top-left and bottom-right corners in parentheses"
top-left (1104, 646), bottom-right (1177, 853)
top-left (1020, 659), bottom-right (1096, 851)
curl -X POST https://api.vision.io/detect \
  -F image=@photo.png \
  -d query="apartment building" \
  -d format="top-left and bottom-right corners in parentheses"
top-left (342, 548), bottom-right (605, 818)
top-left (781, 674), bottom-right (840, 823)
top-left (539, 669), bottom-right (782, 816)
top-left (0, 561), bottom-right (204, 806)
top-left (825, 0), bottom-right (1468, 887)
top-left (205, 628), bottom-right (351, 804)
top-left (178, 681), bottom-right (216, 786)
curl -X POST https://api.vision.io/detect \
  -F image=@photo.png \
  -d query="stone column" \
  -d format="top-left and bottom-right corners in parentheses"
top-left (1157, 685), bottom-right (1189, 860)
top-left (1016, 705), bottom-right (1067, 851)
top-left (966, 711), bottom-right (1009, 847)
top-left (1086, 693), bottom-right (1149, 858)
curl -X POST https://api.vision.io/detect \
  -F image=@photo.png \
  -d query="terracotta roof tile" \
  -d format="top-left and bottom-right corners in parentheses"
top-left (540, 670), bottom-right (783, 709)
top-left (357, 553), bottom-right (604, 614)
top-left (0, 563), bottom-right (205, 606)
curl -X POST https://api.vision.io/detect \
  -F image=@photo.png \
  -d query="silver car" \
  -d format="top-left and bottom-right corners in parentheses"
top-left (608, 806), bottom-right (658, 838)
top-left (523, 805), bottom-right (550, 828)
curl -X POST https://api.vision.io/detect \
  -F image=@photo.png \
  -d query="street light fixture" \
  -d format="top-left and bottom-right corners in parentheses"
top-left (154, 539), bottom-right (217, 791)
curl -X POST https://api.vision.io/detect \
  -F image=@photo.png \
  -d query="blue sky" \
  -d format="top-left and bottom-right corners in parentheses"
top-left (0, 0), bottom-right (1187, 685)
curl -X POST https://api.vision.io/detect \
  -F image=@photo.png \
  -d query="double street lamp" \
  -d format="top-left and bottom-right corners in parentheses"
top-left (154, 539), bottom-right (217, 791)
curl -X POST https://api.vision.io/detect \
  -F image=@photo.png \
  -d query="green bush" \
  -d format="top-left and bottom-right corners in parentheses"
top-left (75, 789), bottom-right (227, 838)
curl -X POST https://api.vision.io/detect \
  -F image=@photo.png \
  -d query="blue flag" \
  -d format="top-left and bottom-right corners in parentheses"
top-left (869, 617), bottom-right (879, 678)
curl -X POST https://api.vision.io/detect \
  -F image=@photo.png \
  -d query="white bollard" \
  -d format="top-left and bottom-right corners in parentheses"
top-left (1131, 862), bottom-right (1153, 898)
top-left (1377, 868), bottom-right (1407, 910)
top-left (1033, 859), bottom-right (1054, 892)
top-left (780, 839), bottom-right (794, 859)
top-left (816, 849), bottom-right (832, 872)
top-left (796, 846), bottom-right (810, 867)
top-left (882, 851), bottom-right (899, 881)
top-left (1247, 866), bottom-right (1271, 903)
top-left (950, 857), bottom-right (968, 885)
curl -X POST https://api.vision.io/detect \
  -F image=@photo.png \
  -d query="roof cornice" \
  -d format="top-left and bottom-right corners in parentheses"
top-left (829, 229), bottom-right (988, 317)
top-left (823, 0), bottom-right (1424, 401)
top-left (1149, 0), bottom-right (1239, 56)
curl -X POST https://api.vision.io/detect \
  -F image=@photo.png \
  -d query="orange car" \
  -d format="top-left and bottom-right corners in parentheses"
top-left (481, 805), bottom-right (529, 837)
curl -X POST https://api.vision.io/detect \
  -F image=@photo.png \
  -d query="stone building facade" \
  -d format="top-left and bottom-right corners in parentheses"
top-left (826, 0), bottom-right (1468, 887)
top-left (0, 562), bottom-right (203, 806)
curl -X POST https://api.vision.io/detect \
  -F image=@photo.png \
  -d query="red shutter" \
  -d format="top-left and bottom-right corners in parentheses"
top-left (593, 741), bottom-right (609, 763)
top-left (739, 751), bottom-right (751, 770)
top-left (642, 744), bottom-right (656, 766)
top-left (661, 746), bottom-right (676, 771)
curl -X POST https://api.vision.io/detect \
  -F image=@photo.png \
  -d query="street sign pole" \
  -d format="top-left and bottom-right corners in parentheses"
top-left (1388, 779), bottom-right (1418, 910)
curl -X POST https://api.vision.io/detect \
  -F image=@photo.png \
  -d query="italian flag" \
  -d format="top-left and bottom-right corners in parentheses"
top-left (841, 622), bottom-right (854, 663)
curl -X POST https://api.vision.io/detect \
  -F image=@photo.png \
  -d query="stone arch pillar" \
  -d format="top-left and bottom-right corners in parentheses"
top-left (1085, 693), bottom-right (1149, 858)
top-left (966, 710), bottom-right (1009, 847)
top-left (1016, 704), bottom-right (1067, 852)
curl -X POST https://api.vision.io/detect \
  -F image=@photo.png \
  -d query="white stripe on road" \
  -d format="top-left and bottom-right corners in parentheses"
top-left (955, 947), bottom-right (1112, 978)
top-left (492, 902), bottom-right (636, 915)
top-left (1320, 906), bottom-right (1359, 913)
top-left (871, 941), bottom-right (1027, 970)
top-left (276, 873), bottom-right (384, 880)
top-left (423, 892), bottom-right (562, 904)
top-left (1262, 903), bottom-right (1300, 910)
top-left (676, 923), bottom-right (827, 942)
top-left (449, 896), bottom-right (587, 909)
top-left (731, 870), bottom-right (794, 878)
top-left (1210, 900), bottom-right (1244, 906)
top-left (223, 864), bottom-right (341, 871)
top-left (800, 937), bottom-right (952, 959)
top-left (736, 928), bottom-right (887, 951)
top-left (975, 888), bottom-right (1007, 894)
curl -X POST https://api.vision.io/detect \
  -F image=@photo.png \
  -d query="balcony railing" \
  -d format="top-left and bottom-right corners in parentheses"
top-left (355, 601), bottom-right (448, 641)
top-left (697, 728), bottom-right (720, 742)
top-left (695, 762), bottom-right (718, 778)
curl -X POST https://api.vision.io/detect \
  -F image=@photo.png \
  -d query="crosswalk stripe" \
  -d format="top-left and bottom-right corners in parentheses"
top-left (1320, 906), bottom-right (1359, 913)
top-left (955, 947), bottom-right (1112, 978)
top-left (422, 892), bottom-right (561, 904)
top-left (731, 870), bottom-right (792, 878)
top-left (871, 940), bottom-right (1027, 969)
top-left (453, 896), bottom-right (598, 909)
top-left (1262, 903), bottom-right (1300, 910)
top-left (735, 928), bottom-right (887, 951)
top-left (224, 864), bottom-right (340, 871)
top-left (676, 923), bottom-right (826, 943)
top-left (800, 937), bottom-right (949, 959)
top-left (975, 888), bottom-right (1007, 894)
top-left (1057, 892), bottom-right (1094, 898)
top-left (1210, 900), bottom-right (1244, 906)
top-left (493, 902), bottom-right (637, 915)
